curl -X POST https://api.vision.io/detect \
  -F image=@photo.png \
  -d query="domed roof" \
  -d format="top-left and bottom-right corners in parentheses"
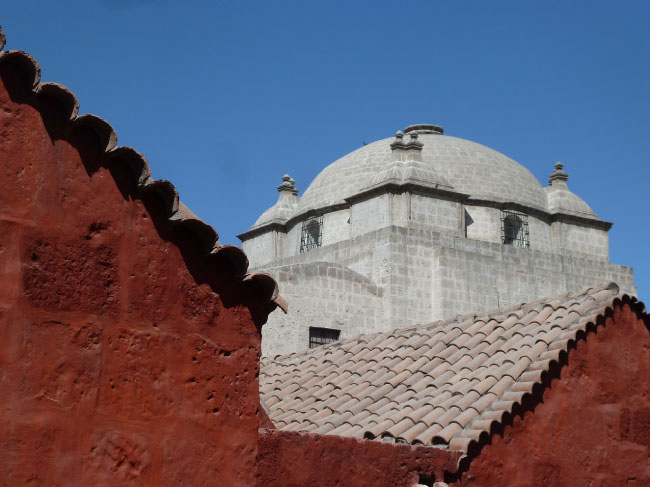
top-left (545, 189), bottom-right (597, 217)
top-left (298, 125), bottom-right (549, 214)
top-left (252, 175), bottom-right (299, 228)
top-left (544, 163), bottom-right (598, 219)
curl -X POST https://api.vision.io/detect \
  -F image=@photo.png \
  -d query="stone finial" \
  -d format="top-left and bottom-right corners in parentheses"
top-left (407, 131), bottom-right (423, 150)
top-left (549, 162), bottom-right (569, 188)
top-left (390, 129), bottom-right (423, 153)
top-left (0, 26), bottom-right (6, 51)
top-left (390, 130), bottom-right (406, 150)
top-left (277, 174), bottom-right (299, 195)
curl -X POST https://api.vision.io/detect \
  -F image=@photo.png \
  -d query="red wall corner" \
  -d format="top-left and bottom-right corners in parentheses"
top-left (453, 303), bottom-right (650, 487)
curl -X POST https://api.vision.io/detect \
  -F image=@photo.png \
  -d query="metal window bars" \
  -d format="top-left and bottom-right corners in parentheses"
top-left (300, 215), bottom-right (323, 253)
top-left (501, 209), bottom-right (529, 248)
top-left (309, 327), bottom-right (340, 348)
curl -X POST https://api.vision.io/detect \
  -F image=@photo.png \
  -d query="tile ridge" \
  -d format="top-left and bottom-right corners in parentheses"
top-left (448, 289), bottom-right (647, 480)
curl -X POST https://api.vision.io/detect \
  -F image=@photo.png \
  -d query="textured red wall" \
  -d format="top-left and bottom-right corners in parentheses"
top-left (450, 303), bottom-right (650, 487)
top-left (0, 60), bottom-right (264, 484)
top-left (256, 429), bottom-right (462, 487)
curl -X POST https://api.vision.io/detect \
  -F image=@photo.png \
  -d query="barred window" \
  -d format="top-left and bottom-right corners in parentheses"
top-left (300, 216), bottom-right (323, 253)
top-left (501, 210), bottom-right (529, 248)
top-left (309, 327), bottom-right (340, 348)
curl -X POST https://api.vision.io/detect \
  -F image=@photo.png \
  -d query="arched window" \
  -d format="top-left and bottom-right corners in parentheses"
top-left (501, 210), bottom-right (529, 248)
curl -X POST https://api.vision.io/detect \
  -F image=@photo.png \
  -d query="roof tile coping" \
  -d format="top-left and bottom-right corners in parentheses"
top-left (0, 26), bottom-right (287, 317)
top-left (261, 283), bottom-right (647, 457)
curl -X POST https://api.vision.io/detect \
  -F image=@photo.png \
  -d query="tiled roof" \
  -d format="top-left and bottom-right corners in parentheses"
top-left (0, 26), bottom-right (286, 315)
top-left (261, 283), bottom-right (645, 452)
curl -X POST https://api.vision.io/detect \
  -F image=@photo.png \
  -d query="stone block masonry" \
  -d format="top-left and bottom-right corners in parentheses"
top-left (257, 222), bottom-right (634, 356)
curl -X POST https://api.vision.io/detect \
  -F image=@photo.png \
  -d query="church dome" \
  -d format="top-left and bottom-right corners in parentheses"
top-left (297, 125), bottom-right (549, 215)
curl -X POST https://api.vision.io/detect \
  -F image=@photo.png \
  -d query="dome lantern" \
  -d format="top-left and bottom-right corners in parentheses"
top-left (404, 123), bottom-right (444, 135)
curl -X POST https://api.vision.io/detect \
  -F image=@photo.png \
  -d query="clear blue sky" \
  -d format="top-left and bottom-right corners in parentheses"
top-left (3, 1), bottom-right (649, 300)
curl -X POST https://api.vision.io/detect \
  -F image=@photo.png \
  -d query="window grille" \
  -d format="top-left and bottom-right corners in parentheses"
top-left (309, 327), bottom-right (340, 348)
top-left (501, 210), bottom-right (529, 248)
top-left (300, 215), bottom-right (323, 253)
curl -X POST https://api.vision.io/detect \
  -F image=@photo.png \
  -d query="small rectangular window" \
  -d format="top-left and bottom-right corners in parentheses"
top-left (309, 327), bottom-right (340, 348)
top-left (300, 215), bottom-right (323, 253)
top-left (501, 209), bottom-right (529, 248)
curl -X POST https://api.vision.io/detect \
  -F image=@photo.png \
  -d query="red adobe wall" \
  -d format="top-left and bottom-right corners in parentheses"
top-left (256, 429), bottom-right (462, 487)
top-left (0, 56), bottom-right (269, 485)
top-left (450, 302), bottom-right (650, 487)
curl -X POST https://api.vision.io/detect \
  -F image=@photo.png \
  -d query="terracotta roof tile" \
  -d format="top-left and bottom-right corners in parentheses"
top-left (261, 283), bottom-right (646, 452)
top-left (400, 422), bottom-right (430, 443)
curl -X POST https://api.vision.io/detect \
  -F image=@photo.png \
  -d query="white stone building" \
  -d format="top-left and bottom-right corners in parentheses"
top-left (238, 124), bottom-right (636, 357)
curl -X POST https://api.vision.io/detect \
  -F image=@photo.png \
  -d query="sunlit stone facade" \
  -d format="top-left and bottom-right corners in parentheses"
top-left (239, 124), bottom-right (636, 356)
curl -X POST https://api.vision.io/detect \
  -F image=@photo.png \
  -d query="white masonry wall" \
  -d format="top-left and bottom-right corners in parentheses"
top-left (464, 205), bottom-right (500, 242)
top-left (551, 221), bottom-right (609, 260)
top-left (409, 194), bottom-right (463, 236)
top-left (254, 220), bottom-right (635, 356)
top-left (349, 194), bottom-right (392, 238)
top-left (260, 261), bottom-right (384, 357)
top-left (321, 209), bottom-right (350, 247)
top-left (464, 205), bottom-right (554, 252)
top-left (241, 230), bottom-right (281, 268)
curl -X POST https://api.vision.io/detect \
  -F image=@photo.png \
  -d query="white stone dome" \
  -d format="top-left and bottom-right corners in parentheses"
top-left (544, 162), bottom-right (598, 219)
top-left (252, 175), bottom-right (299, 228)
top-left (545, 188), bottom-right (597, 217)
top-left (298, 125), bottom-right (549, 215)
top-left (253, 199), bottom-right (294, 227)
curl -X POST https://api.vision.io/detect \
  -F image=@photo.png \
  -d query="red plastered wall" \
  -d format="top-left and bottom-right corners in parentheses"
top-left (0, 61), bottom-right (263, 486)
top-left (256, 429), bottom-right (462, 487)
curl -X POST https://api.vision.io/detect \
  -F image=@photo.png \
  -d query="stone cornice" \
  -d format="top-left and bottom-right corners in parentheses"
top-left (238, 189), bottom-right (612, 241)
top-left (346, 181), bottom-right (468, 205)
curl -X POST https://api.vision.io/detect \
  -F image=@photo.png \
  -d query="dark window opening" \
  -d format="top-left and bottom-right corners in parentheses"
top-left (309, 327), bottom-right (340, 348)
top-left (501, 209), bottom-right (529, 248)
top-left (300, 215), bottom-right (323, 253)
top-left (418, 474), bottom-right (436, 486)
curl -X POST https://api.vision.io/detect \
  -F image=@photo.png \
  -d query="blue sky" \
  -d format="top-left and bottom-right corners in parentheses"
top-left (3, 1), bottom-right (649, 300)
